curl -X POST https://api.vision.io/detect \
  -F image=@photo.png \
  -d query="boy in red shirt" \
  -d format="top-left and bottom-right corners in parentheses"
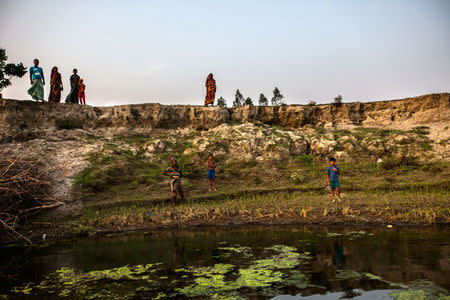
top-left (78, 79), bottom-right (86, 105)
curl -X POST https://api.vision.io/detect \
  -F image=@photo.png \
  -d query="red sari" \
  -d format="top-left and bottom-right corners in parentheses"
top-left (204, 73), bottom-right (216, 106)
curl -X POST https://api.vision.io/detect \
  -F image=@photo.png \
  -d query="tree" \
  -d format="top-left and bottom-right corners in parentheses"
top-left (333, 94), bottom-right (343, 106)
top-left (217, 96), bottom-right (227, 108)
top-left (308, 101), bottom-right (317, 106)
top-left (233, 89), bottom-right (244, 107)
top-left (0, 48), bottom-right (27, 93)
top-left (244, 97), bottom-right (253, 106)
top-left (271, 87), bottom-right (285, 106)
top-left (258, 93), bottom-right (268, 106)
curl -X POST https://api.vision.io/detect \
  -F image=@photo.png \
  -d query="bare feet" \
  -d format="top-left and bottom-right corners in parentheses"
top-left (332, 198), bottom-right (336, 203)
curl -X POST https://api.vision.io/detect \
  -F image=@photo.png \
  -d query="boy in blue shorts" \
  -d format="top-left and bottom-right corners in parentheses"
top-left (326, 157), bottom-right (341, 202)
top-left (207, 154), bottom-right (217, 192)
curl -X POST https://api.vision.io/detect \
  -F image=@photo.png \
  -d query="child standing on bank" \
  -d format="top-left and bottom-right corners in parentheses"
top-left (78, 78), bottom-right (86, 105)
top-left (326, 157), bottom-right (341, 202)
top-left (207, 154), bottom-right (217, 192)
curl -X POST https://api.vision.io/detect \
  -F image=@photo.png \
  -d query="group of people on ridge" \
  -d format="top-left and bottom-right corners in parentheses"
top-left (28, 59), bottom-right (86, 105)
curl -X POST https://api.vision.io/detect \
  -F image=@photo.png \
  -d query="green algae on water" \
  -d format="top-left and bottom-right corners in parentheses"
top-left (11, 263), bottom-right (162, 298)
top-left (389, 279), bottom-right (449, 300)
top-left (236, 267), bottom-right (283, 288)
top-left (335, 269), bottom-right (362, 280)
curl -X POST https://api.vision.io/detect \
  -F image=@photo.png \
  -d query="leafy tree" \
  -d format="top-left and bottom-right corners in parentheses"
top-left (0, 48), bottom-right (27, 93)
top-left (244, 97), bottom-right (253, 106)
top-left (333, 94), bottom-right (343, 106)
top-left (271, 87), bottom-right (285, 106)
top-left (258, 93), bottom-right (268, 106)
top-left (217, 96), bottom-right (227, 108)
top-left (308, 101), bottom-right (317, 106)
top-left (233, 89), bottom-right (244, 107)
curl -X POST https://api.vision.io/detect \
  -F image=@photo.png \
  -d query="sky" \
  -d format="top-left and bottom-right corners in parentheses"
top-left (1, 0), bottom-right (449, 106)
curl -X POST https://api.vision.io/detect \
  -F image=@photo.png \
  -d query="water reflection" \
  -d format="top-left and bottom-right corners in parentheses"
top-left (333, 235), bottom-right (344, 269)
top-left (0, 226), bottom-right (449, 299)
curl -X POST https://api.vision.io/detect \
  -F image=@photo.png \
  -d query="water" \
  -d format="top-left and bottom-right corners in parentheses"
top-left (0, 226), bottom-right (449, 299)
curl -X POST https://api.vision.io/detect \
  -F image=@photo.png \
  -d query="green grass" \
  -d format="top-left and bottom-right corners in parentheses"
top-left (73, 147), bottom-right (163, 193)
top-left (55, 119), bottom-right (82, 130)
top-left (76, 188), bottom-right (450, 230)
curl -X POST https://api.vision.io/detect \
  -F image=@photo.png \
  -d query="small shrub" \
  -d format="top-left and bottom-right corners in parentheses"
top-left (333, 95), bottom-right (343, 106)
top-left (381, 156), bottom-right (419, 170)
top-left (294, 154), bottom-right (316, 167)
top-left (217, 96), bottom-right (227, 108)
top-left (244, 97), bottom-right (253, 106)
top-left (290, 171), bottom-right (306, 183)
top-left (55, 119), bottom-right (82, 130)
top-left (308, 101), bottom-right (316, 106)
top-left (258, 94), bottom-right (268, 106)
top-left (233, 89), bottom-right (244, 107)
top-left (271, 87), bottom-right (285, 106)
top-left (410, 126), bottom-right (430, 136)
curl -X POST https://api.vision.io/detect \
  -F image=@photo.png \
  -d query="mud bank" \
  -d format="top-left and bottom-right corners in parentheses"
top-left (1, 93), bottom-right (449, 140)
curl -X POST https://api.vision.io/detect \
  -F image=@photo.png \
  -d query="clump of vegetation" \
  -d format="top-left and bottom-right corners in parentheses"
top-left (217, 96), bottom-right (227, 108)
top-left (308, 101), bottom-right (316, 106)
top-left (333, 94), bottom-right (343, 106)
top-left (73, 148), bottom-right (162, 193)
top-left (0, 155), bottom-right (61, 242)
top-left (409, 126), bottom-right (430, 136)
top-left (290, 171), bottom-right (306, 183)
top-left (381, 156), bottom-right (419, 171)
top-left (271, 87), bottom-right (285, 106)
top-left (244, 97), bottom-right (253, 106)
top-left (258, 94), bottom-right (268, 106)
top-left (55, 119), bottom-right (82, 130)
top-left (233, 89), bottom-right (244, 107)
top-left (0, 48), bottom-right (27, 93)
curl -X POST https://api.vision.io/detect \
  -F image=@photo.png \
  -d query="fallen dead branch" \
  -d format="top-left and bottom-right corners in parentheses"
top-left (0, 154), bottom-right (62, 243)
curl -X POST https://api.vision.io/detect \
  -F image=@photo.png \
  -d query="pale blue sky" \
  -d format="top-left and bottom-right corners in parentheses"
top-left (1, 0), bottom-right (449, 106)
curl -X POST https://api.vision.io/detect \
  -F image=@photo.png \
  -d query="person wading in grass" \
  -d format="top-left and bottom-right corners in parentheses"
top-left (207, 154), bottom-right (217, 192)
top-left (27, 59), bottom-right (45, 101)
top-left (162, 157), bottom-right (185, 203)
top-left (326, 157), bottom-right (341, 202)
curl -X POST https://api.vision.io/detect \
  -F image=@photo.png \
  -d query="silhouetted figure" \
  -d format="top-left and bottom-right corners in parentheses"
top-left (66, 69), bottom-right (80, 104)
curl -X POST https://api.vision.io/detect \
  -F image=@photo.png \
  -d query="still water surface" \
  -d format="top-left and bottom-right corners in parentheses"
top-left (0, 226), bottom-right (449, 299)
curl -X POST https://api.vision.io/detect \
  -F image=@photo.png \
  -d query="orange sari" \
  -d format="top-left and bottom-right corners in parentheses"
top-left (204, 74), bottom-right (216, 106)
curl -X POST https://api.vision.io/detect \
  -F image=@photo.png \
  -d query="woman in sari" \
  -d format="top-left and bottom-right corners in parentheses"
top-left (204, 73), bottom-right (216, 106)
top-left (65, 69), bottom-right (80, 104)
top-left (48, 67), bottom-right (63, 103)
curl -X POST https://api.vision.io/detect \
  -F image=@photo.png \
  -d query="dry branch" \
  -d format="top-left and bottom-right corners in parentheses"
top-left (0, 153), bottom-right (62, 242)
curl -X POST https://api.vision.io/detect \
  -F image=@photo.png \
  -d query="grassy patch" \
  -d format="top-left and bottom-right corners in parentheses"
top-left (77, 188), bottom-right (450, 230)
top-left (55, 119), bottom-right (82, 130)
top-left (73, 149), bottom-right (162, 193)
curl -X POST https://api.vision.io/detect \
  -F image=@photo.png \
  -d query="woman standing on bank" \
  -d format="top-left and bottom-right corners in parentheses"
top-left (48, 66), bottom-right (63, 103)
top-left (204, 73), bottom-right (216, 106)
